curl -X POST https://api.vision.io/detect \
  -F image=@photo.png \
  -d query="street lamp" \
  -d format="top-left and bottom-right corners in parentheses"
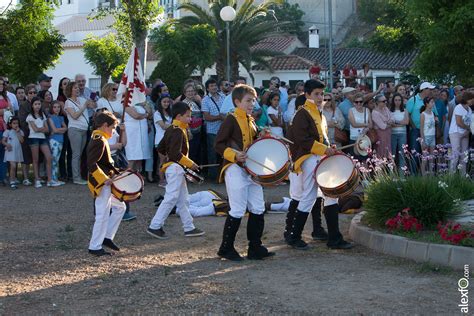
top-left (220, 6), bottom-right (236, 82)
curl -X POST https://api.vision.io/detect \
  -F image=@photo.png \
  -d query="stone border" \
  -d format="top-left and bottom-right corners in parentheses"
top-left (349, 212), bottom-right (474, 270)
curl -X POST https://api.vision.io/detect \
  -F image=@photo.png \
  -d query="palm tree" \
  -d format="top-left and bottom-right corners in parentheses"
top-left (177, 0), bottom-right (286, 83)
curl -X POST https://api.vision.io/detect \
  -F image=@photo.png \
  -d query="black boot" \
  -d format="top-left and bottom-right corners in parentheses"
top-left (283, 199), bottom-right (299, 242)
top-left (311, 197), bottom-right (328, 241)
top-left (247, 213), bottom-right (275, 260)
top-left (287, 210), bottom-right (310, 250)
top-left (324, 203), bottom-right (353, 249)
top-left (217, 215), bottom-right (244, 261)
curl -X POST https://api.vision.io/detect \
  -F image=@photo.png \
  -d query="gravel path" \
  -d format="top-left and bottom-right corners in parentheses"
top-left (0, 181), bottom-right (462, 314)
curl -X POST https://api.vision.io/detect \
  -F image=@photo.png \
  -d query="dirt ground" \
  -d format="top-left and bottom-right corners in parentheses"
top-left (0, 180), bottom-right (463, 314)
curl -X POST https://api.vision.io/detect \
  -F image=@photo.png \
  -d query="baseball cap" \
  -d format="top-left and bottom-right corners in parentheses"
top-left (38, 73), bottom-right (53, 82)
top-left (419, 82), bottom-right (435, 90)
top-left (342, 87), bottom-right (356, 94)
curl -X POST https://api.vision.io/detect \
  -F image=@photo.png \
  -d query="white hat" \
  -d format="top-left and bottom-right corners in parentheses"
top-left (342, 87), bottom-right (356, 94)
top-left (420, 82), bottom-right (435, 90)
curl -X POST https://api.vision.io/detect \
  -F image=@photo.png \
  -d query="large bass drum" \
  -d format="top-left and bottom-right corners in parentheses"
top-left (314, 153), bottom-right (359, 198)
top-left (244, 136), bottom-right (291, 186)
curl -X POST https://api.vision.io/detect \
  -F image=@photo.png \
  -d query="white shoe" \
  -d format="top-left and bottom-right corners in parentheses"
top-left (73, 180), bottom-right (88, 185)
top-left (47, 180), bottom-right (62, 187)
top-left (23, 179), bottom-right (33, 186)
top-left (57, 180), bottom-right (66, 185)
top-left (34, 180), bottom-right (42, 188)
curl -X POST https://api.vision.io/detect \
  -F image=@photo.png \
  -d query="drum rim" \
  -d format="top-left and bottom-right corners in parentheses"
top-left (244, 136), bottom-right (291, 178)
top-left (111, 170), bottom-right (144, 195)
top-left (315, 153), bottom-right (355, 187)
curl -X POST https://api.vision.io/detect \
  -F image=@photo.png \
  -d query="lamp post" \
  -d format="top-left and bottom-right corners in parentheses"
top-left (220, 6), bottom-right (236, 82)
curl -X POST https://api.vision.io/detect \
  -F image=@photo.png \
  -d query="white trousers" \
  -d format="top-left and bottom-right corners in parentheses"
top-left (188, 191), bottom-right (216, 217)
top-left (225, 164), bottom-right (265, 218)
top-left (270, 197), bottom-right (291, 212)
top-left (289, 155), bottom-right (337, 213)
top-left (149, 163), bottom-right (195, 232)
top-left (89, 185), bottom-right (126, 250)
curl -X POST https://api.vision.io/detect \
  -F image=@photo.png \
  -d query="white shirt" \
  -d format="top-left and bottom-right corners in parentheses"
top-left (390, 110), bottom-right (407, 134)
top-left (449, 104), bottom-right (472, 134)
top-left (349, 107), bottom-right (367, 140)
top-left (421, 111), bottom-right (436, 136)
top-left (108, 129), bottom-right (119, 155)
top-left (7, 91), bottom-right (18, 112)
top-left (153, 111), bottom-right (172, 145)
top-left (26, 114), bottom-right (47, 139)
top-left (284, 98), bottom-right (296, 123)
top-left (267, 106), bottom-right (283, 137)
top-left (65, 97), bottom-right (89, 130)
top-left (97, 98), bottom-right (122, 114)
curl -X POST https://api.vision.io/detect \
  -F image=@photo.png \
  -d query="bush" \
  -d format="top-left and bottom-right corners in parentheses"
top-left (440, 173), bottom-right (474, 201)
top-left (364, 176), bottom-right (456, 228)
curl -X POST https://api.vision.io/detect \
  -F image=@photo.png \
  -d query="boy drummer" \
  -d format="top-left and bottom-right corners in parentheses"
top-left (87, 111), bottom-right (125, 256)
top-left (147, 102), bottom-right (205, 239)
top-left (285, 79), bottom-right (353, 250)
top-left (215, 84), bottom-right (275, 261)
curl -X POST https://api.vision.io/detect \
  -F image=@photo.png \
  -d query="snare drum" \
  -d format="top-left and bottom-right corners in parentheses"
top-left (244, 136), bottom-right (291, 186)
top-left (184, 168), bottom-right (204, 184)
top-left (111, 170), bottom-right (144, 202)
top-left (314, 153), bottom-right (359, 198)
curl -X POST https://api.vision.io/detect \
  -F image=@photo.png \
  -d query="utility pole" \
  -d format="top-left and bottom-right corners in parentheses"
top-left (328, 0), bottom-right (334, 90)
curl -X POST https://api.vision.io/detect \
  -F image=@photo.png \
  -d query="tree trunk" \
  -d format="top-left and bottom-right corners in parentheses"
top-left (134, 32), bottom-right (148, 75)
top-left (216, 59), bottom-right (225, 82)
top-left (101, 74), bottom-right (110, 90)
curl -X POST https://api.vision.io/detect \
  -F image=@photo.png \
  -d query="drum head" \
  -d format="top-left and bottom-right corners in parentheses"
top-left (246, 138), bottom-right (289, 176)
top-left (113, 171), bottom-right (143, 193)
top-left (315, 155), bottom-right (354, 189)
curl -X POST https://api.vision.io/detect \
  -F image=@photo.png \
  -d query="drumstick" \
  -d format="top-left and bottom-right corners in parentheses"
top-left (111, 172), bottom-right (133, 182)
top-left (230, 148), bottom-right (276, 173)
top-left (270, 133), bottom-right (294, 144)
top-left (199, 164), bottom-right (221, 168)
top-left (336, 143), bottom-right (357, 151)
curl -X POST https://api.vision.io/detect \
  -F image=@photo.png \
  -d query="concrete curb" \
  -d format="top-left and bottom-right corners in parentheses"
top-left (349, 212), bottom-right (474, 270)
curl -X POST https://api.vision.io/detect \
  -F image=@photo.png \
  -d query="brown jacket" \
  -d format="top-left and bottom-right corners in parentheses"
top-left (287, 100), bottom-right (329, 173)
top-left (158, 120), bottom-right (194, 171)
top-left (215, 107), bottom-right (258, 181)
top-left (87, 130), bottom-right (119, 197)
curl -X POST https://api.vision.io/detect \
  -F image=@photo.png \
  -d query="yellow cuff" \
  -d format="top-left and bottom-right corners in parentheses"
top-left (311, 141), bottom-right (328, 156)
top-left (223, 147), bottom-right (236, 163)
top-left (92, 168), bottom-right (109, 187)
top-left (178, 155), bottom-right (195, 169)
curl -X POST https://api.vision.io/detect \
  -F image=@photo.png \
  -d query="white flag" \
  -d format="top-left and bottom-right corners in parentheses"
top-left (117, 46), bottom-right (146, 108)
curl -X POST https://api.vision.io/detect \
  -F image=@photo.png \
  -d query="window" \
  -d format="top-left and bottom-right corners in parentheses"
top-left (89, 78), bottom-right (101, 94)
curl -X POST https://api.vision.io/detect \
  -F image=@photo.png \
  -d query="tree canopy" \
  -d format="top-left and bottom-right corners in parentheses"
top-left (83, 33), bottom-right (129, 88)
top-left (149, 23), bottom-right (217, 96)
top-left (177, 0), bottom-right (286, 82)
top-left (266, 1), bottom-right (305, 39)
top-left (0, 0), bottom-right (63, 85)
top-left (359, 0), bottom-right (474, 85)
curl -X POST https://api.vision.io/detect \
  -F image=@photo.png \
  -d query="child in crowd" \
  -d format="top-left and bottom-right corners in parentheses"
top-left (153, 95), bottom-right (172, 187)
top-left (26, 97), bottom-right (60, 188)
top-left (266, 92), bottom-right (284, 137)
top-left (48, 101), bottom-right (67, 184)
top-left (147, 101), bottom-right (205, 239)
top-left (420, 97), bottom-right (437, 174)
top-left (2, 117), bottom-right (24, 189)
top-left (215, 84), bottom-right (275, 261)
top-left (87, 111), bottom-right (125, 256)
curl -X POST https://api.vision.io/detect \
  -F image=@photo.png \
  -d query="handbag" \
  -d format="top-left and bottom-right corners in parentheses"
top-left (364, 108), bottom-right (378, 144)
top-left (3, 109), bottom-right (13, 124)
top-left (333, 110), bottom-right (348, 144)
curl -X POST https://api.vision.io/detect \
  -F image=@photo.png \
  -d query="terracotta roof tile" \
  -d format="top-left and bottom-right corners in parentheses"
top-left (293, 48), bottom-right (417, 71)
top-left (251, 35), bottom-right (298, 53)
top-left (55, 14), bottom-right (115, 36)
top-left (252, 55), bottom-right (314, 71)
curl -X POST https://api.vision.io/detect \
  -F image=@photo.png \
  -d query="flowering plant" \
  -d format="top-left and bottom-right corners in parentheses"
top-left (385, 208), bottom-right (423, 232)
top-left (437, 222), bottom-right (474, 245)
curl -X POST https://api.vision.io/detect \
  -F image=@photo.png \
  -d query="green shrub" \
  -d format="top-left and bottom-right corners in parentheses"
top-left (440, 173), bottom-right (474, 200)
top-left (364, 176), bottom-right (455, 228)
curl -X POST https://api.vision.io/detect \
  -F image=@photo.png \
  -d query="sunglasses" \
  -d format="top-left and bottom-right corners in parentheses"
top-left (354, 101), bottom-right (363, 104)
top-left (28, 91), bottom-right (37, 95)
top-left (112, 88), bottom-right (118, 91)
top-left (379, 100), bottom-right (387, 103)
top-left (323, 98), bottom-right (332, 101)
